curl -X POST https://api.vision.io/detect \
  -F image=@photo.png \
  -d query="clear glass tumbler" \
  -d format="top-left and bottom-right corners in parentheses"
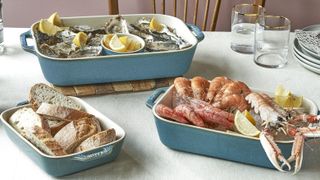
top-left (254, 15), bottom-right (290, 68)
top-left (231, 4), bottom-right (264, 54)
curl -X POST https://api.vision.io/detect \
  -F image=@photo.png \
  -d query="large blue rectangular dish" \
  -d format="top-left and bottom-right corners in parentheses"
top-left (146, 86), bottom-right (319, 169)
top-left (0, 97), bottom-right (126, 177)
top-left (20, 14), bottom-right (204, 86)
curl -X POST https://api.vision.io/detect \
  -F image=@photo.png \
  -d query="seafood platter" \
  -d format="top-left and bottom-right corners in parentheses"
top-left (20, 13), bottom-right (204, 86)
top-left (146, 76), bottom-right (320, 174)
top-left (0, 84), bottom-right (126, 176)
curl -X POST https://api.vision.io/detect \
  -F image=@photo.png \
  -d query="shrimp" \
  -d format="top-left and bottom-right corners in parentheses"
top-left (206, 76), bottom-right (233, 103)
top-left (174, 104), bottom-right (205, 127)
top-left (174, 77), bottom-right (193, 97)
top-left (155, 104), bottom-right (190, 124)
top-left (211, 81), bottom-right (251, 112)
top-left (191, 76), bottom-right (209, 101)
top-left (214, 81), bottom-right (251, 102)
top-left (212, 94), bottom-right (249, 112)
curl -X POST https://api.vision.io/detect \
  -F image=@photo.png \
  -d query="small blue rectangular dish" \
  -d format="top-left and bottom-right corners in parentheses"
top-left (146, 86), bottom-right (319, 169)
top-left (0, 97), bottom-right (126, 177)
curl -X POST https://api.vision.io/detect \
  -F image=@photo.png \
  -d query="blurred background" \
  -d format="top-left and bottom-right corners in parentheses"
top-left (3, 0), bottom-right (320, 31)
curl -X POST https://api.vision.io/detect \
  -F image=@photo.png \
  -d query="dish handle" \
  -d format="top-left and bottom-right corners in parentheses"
top-left (20, 30), bottom-right (36, 54)
top-left (186, 24), bottom-right (205, 42)
top-left (146, 87), bottom-right (168, 109)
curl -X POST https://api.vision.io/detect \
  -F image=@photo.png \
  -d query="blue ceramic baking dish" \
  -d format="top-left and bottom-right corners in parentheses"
top-left (20, 14), bottom-right (204, 86)
top-left (0, 97), bottom-right (126, 177)
top-left (146, 86), bottom-right (319, 169)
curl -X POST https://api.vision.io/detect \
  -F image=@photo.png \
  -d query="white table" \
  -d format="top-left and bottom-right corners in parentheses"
top-left (1, 28), bottom-right (320, 180)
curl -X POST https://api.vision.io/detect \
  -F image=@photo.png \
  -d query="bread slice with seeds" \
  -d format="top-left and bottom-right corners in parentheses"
top-left (29, 83), bottom-right (81, 111)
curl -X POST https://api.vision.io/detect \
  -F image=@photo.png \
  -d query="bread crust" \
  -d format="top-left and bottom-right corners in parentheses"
top-left (47, 119), bottom-right (69, 136)
top-left (54, 117), bottom-right (99, 153)
top-left (30, 126), bottom-right (67, 156)
top-left (74, 128), bottom-right (116, 153)
top-left (37, 103), bottom-right (93, 121)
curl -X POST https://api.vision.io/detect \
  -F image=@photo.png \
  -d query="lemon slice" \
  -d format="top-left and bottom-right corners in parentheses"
top-left (103, 34), bottom-right (114, 48)
top-left (48, 12), bottom-right (63, 26)
top-left (150, 17), bottom-right (163, 32)
top-left (109, 34), bottom-right (127, 52)
top-left (274, 85), bottom-right (303, 108)
top-left (275, 85), bottom-right (290, 96)
top-left (234, 110), bottom-right (260, 137)
top-left (243, 110), bottom-right (256, 126)
top-left (38, 19), bottom-right (62, 36)
top-left (127, 41), bottom-right (141, 52)
top-left (72, 32), bottom-right (88, 48)
top-left (119, 36), bottom-right (128, 46)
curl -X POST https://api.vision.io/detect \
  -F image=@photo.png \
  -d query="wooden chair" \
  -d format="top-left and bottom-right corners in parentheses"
top-left (108, 0), bottom-right (265, 31)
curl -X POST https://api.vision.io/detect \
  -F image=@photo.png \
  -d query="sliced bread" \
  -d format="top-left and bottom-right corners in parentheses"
top-left (9, 108), bottom-right (65, 156)
top-left (36, 103), bottom-right (93, 122)
top-left (29, 83), bottom-right (81, 110)
top-left (54, 117), bottom-right (99, 153)
top-left (25, 126), bottom-right (67, 156)
top-left (9, 107), bottom-right (50, 134)
top-left (74, 128), bottom-right (116, 153)
top-left (47, 119), bottom-right (69, 136)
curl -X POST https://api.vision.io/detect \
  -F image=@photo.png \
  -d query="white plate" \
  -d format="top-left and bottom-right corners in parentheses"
top-left (296, 24), bottom-right (320, 58)
top-left (293, 51), bottom-right (320, 74)
top-left (293, 48), bottom-right (320, 68)
top-left (293, 38), bottom-right (320, 65)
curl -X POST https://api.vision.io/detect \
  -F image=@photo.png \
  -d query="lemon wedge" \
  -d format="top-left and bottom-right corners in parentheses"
top-left (119, 36), bottom-right (128, 45)
top-left (103, 34), bottom-right (114, 48)
top-left (234, 110), bottom-right (260, 137)
top-left (109, 34), bottom-right (127, 52)
top-left (150, 17), bottom-right (163, 32)
top-left (243, 110), bottom-right (256, 126)
top-left (127, 41), bottom-right (141, 51)
top-left (38, 19), bottom-right (62, 36)
top-left (48, 12), bottom-right (63, 27)
top-left (274, 85), bottom-right (303, 108)
top-left (72, 32), bottom-right (88, 48)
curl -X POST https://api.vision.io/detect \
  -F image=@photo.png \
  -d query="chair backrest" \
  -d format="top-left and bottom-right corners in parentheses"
top-left (108, 0), bottom-right (266, 31)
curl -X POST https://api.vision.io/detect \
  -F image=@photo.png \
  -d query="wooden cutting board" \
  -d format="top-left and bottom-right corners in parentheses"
top-left (52, 77), bottom-right (175, 97)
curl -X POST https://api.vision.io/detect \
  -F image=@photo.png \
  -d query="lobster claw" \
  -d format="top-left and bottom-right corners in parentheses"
top-left (260, 130), bottom-right (291, 172)
top-left (284, 132), bottom-right (304, 175)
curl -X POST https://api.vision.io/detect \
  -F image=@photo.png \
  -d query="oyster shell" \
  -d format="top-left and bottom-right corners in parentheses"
top-left (105, 15), bottom-right (129, 34)
top-left (129, 17), bottom-right (191, 51)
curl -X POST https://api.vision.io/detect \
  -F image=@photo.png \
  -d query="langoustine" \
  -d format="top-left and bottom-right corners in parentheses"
top-left (245, 92), bottom-right (320, 174)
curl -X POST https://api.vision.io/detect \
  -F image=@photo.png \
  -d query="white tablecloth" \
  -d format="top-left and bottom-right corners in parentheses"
top-left (0, 28), bottom-right (320, 180)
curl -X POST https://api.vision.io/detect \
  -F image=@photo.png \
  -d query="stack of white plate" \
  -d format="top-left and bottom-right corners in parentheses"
top-left (293, 25), bottom-right (320, 74)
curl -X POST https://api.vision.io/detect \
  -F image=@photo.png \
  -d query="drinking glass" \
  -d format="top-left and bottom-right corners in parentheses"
top-left (231, 4), bottom-right (264, 54)
top-left (254, 15), bottom-right (290, 68)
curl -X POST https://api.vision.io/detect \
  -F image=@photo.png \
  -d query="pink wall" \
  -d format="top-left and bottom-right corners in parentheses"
top-left (3, 0), bottom-right (320, 31)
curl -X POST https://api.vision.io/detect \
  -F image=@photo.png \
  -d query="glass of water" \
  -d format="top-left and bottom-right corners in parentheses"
top-left (231, 4), bottom-right (264, 54)
top-left (254, 15), bottom-right (290, 68)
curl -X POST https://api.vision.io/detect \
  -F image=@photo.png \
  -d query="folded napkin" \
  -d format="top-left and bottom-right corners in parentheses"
top-left (296, 30), bottom-right (320, 54)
